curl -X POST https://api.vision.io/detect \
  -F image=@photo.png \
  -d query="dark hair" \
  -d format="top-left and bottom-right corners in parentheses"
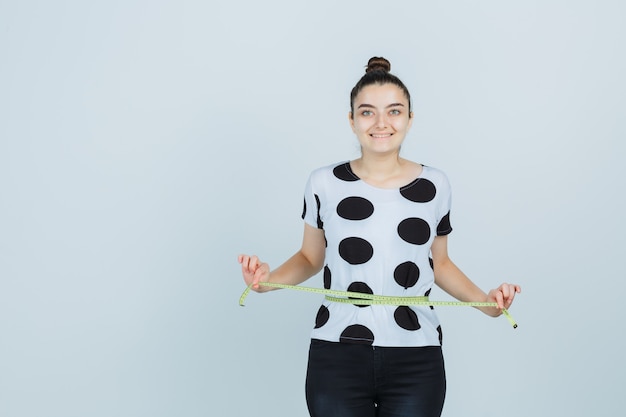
top-left (349, 57), bottom-right (412, 117)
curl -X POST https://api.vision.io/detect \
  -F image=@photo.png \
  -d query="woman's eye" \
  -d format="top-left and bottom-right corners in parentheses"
top-left (361, 110), bottom-right (373, 116)
top-left (390, 109), bottom-right (401, 115)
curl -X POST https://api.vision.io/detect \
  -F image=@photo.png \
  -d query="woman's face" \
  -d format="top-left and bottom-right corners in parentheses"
top-left (349, 83), bottom-right (413, 156)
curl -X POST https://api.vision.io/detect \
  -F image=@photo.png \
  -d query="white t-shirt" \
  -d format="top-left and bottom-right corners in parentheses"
top-left (302, 161), bottom-right (453, 347)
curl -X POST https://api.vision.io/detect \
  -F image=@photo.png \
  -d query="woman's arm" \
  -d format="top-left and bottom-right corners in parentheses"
top-left (431, 235), bottom-right (521, 317)
top-left (239, 223), bottom-right (326, 292)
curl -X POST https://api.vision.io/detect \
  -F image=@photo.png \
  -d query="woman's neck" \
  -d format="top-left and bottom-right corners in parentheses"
top-left (350, 154), bottom-right (421, 189)
top-left (353, 152), bottom-right (403, 177)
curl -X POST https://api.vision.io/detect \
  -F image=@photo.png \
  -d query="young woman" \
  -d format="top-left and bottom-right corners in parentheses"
top-left (238, 57), bottom-right (521, 417)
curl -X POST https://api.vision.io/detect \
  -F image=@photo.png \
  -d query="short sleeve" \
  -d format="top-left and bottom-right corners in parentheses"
top-left (435, 173), bottom-right (453, 236)
top-left (301, 173), bottom-right (324, 229)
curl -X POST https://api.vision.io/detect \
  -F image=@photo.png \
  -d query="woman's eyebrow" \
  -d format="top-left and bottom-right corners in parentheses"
top-left (357, 103), bottom-right (405, 109)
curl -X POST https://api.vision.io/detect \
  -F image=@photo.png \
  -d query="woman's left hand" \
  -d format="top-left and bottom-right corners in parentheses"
top-left (487, 283), bottom-right (522, 312)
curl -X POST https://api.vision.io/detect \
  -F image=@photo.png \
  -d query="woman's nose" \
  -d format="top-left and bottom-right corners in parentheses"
top-left (375, 114), bottom-right (387, 128)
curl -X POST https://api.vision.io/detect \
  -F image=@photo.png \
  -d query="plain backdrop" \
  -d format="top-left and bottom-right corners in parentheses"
top-left (1, 1), bottom-right (625, 416)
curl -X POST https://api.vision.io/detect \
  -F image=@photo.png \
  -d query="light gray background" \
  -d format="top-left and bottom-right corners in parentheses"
top-left (1, 1), bottom-right (624, 416)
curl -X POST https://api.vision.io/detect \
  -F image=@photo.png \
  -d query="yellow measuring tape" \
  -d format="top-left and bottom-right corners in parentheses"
top-left (240, 282), bottom-right (518, 328)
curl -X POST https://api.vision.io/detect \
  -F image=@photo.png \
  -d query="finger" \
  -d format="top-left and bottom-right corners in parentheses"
top-left (254, 263), bottom-right (268, 282)
top-left (251, 261), bottom-right (267, 289)
top-left (504, 282), bottom-right (519, 301)
top-left (499, 284), bottom-right (509, 300)
top-left (250, 255), bottom-right (260, 271)
top-left (501, 284), bottom-right (521, 308)
top-left (242, 255), bottom-right (262, 275)
top-left (239, 255), bottom-right (251, 272)
top-left (495, 291), bottom-right (505, 309)
top-left (503, 284), bottom-right (514, 303)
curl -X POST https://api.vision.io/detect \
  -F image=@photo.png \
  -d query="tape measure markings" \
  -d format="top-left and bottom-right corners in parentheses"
top-left (240, 282), bottom-right (518, 328)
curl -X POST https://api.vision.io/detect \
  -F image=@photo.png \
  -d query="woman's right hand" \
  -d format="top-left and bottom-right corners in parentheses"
top-left (238, 254), bottom-right (271, 292)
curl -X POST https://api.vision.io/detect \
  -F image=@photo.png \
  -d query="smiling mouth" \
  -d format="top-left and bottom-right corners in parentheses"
top-left (371, 133), bottom-right (393, 138)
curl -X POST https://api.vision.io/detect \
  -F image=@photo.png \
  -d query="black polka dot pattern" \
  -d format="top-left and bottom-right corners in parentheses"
top-left (347, 281), bottom-right (374, 308)
top-left (339, 325), bottom-right (374, 345)
top-left (323, 265), bottom-right (332, 289)
top-left (333, 163), bottom-right (359, 182)
top-left (436, 211), bottom-right (451, 236)
top-left (337, 197), bottom-right (374, 220)
top-left (304, 163), bottom-right (452, 347)
top-left (397, 217), bottom-right (431, 245)
top-left (400, 179), bottom-right (436, 203)
top-left (314, 305), bottom-right (330, 329)
top-left (425, 288), bottom-right (434, 310)
top-left (314, 194), bottom-right (323, 229)
top-left (394, 306), bottom-right (421, 331)
top-left (339, 237), bottom-right (374, 265)
top-left (393, 261), bottom-right (420, 289)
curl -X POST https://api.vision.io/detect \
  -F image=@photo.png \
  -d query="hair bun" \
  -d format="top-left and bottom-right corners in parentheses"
top-left (365, 57), bottom-right (391, 73)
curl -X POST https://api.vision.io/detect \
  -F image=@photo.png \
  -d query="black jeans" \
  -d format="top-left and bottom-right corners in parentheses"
top-left (305, 339), bottom-right (446, 417)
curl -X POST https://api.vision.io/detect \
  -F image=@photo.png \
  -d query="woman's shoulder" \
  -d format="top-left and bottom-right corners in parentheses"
top-left (309, 161), bottom-right (357, 181)
top-left (420, 164), bottom-right (449, 182)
